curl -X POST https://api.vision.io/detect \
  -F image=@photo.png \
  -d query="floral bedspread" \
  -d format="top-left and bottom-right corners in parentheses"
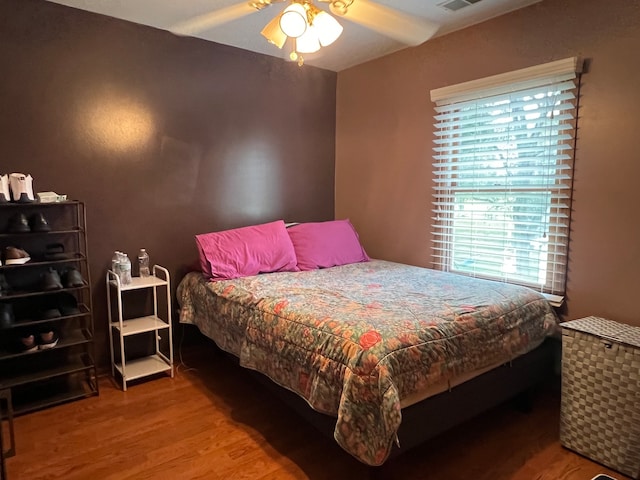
top-left (177, 260), bottom-right (558, 465)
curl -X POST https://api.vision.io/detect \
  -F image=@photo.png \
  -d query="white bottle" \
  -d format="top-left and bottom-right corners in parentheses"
top-left (111, 251), bottom-right (120, 275)
top-left (116, 252), bottom-right (125, 282)
top-left (138, 249), bottom-right (150, 278)
top-left (120, 253), bottom-right (132, 285)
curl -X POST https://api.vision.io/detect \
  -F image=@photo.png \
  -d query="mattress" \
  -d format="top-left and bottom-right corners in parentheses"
top-left (177, 259), bottom-right (558, 465)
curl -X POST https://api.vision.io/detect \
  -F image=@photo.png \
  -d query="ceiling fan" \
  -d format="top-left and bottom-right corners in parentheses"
top-left (171, 0), bottom-right (440, 65)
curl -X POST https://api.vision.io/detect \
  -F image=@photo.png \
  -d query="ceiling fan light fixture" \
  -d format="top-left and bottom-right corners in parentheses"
top-left (260, 13), bottom-right (287, 48)
top-left (257, 0), bottom-right (352, 65)
top-left (312, 10), bottom-right (343, 47)
top-left (279, 3), bottom-right (307, 38)
top-left (295, 25), bottom-right (321, 53)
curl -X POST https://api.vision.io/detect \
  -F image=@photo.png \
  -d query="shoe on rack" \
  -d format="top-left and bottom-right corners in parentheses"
top-left (0, 274), bottom-right (11, 296)
top-left (42, 268), bottom-right (63, 291)
top-left (30, 212), bottom-right (51, 233)
top-left (38, 330), bottom-right (59, 349)
top-left (9, 173), bottom-right (35, 203)
top-left (57, 292), bottom-right (80, 316)
top-left (20, 334), bottom-right (39, 353)
top-left (38, 296), bottom-right (62, 319)
top-left (7, 212), bottom-right (31, 233)
top-left (25, 174), bottom-right (35, 202)
top-left (0, 303), bottom-right (14, 329)
top-left (44, 243), bottom-right (71, 261)
top-left (4, 246), bottom-right (31, 265)
top-left (0, 174), bottom-right (9, 203)
top-left (63, 267), bottom-right (85, 288)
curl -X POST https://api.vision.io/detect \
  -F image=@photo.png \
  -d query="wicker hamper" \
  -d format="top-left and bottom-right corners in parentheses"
top-left (560, 317), bottom-right (640, 479)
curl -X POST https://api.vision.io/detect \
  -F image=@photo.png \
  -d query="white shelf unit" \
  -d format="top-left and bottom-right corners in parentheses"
top-left (106, 265), bottom-right (174, 391)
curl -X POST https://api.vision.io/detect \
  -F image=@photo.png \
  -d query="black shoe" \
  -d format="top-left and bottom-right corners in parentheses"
top-left (44, 243), bottom-right (71, 261)
top-left (39, 296), bottom-right (61, 319)
top-left (7, 213), bottom-right (30, 233)
top-left (42, 268), bottom-right (63, 291)
top-left (0, 303), bottom-right (14, 329)
top-left (0, 274), bottom-right (11, 296)
top-left (30, 212), bottom-right (51, 232)
top-left (63, 268), bottom-right (85, 288)
top-left (57, 292), bottom-right (80, 316)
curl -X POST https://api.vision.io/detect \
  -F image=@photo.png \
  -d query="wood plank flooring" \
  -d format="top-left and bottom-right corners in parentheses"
top-left (5, 345), bottom-right (629, 480)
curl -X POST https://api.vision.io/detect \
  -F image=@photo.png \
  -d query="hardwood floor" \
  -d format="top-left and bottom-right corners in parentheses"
top-left (5, 346), bottom-right (629, 480)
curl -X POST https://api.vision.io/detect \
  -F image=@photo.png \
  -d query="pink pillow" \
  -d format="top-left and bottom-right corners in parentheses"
top-left (287, 219), bottom-right (369, 271)
top-left (195, 220), bottom-right (299, 280)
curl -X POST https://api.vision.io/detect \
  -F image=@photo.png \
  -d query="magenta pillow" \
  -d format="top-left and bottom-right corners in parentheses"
top-left (287, 219), bottom-right (369, 271)
top-left (195, 220), bottom-right (299, 280)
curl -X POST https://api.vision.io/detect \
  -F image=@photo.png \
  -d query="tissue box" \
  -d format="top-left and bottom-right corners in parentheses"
top-left (37, 192), bottom-right (68, 203)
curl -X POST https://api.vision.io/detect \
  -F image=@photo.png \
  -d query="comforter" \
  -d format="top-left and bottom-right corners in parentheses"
top-left (177, 260), bottom-right (557, 465)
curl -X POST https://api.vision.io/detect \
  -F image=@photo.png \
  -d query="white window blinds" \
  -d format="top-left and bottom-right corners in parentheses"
top-left (430, 58), bottom-right (582, 295)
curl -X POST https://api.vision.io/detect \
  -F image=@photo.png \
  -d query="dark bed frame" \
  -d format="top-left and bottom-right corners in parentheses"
top-left (230, 337), bottom-right (556, 463)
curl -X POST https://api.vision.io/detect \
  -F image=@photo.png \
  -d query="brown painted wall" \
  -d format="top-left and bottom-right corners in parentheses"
top-left (0, 0), bottom-right (336, 366)
top-left (336, 0), bottom-right (640, 325)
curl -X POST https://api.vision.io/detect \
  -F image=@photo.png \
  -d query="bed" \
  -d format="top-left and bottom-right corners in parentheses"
top-left (177, 249), bottom-right (558, 466)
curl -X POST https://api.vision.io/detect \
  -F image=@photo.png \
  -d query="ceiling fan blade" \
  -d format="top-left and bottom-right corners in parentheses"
top-left (171, 2), bottom-right (259, 36)
top-left (331, 0), bottom-right (439, 46)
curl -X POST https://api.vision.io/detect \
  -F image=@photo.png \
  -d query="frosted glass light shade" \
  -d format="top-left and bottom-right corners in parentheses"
top-left (296, 25), bottom-right (320, 53)
top-left (313, 11), bottom-right (343, 47)
top-left (261, 14), bottom-right (287, 48)
top-left (280, 3), bottom-right (307, 38)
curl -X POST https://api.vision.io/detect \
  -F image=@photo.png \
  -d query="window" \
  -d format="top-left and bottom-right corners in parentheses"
top-left (430, 58), bottom-right (582, 296)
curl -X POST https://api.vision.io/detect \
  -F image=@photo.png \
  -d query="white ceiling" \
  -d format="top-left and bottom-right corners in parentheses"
top-left (46, 0), bottom-right (542, 71)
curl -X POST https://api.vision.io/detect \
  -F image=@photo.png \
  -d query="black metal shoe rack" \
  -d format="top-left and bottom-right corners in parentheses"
top-left (0, 200), bottom-right (98, 415)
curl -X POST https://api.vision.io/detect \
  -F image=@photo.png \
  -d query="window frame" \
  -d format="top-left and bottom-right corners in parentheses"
top-left (430, 58), bottom-right (582, 297)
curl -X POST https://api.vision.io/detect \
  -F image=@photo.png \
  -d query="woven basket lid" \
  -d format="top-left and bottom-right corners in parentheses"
top-left (561, 316), bottom-right (640, 349)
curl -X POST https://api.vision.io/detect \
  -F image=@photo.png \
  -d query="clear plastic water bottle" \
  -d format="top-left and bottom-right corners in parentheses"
top-left (111, 251), bottom-right (120, 275)
top-left (116, 252), bottom-right (125, 282)
top-left (120, 253), bottom-right (132, 285)
top-left (138, 249), bottom-right (150, 278)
